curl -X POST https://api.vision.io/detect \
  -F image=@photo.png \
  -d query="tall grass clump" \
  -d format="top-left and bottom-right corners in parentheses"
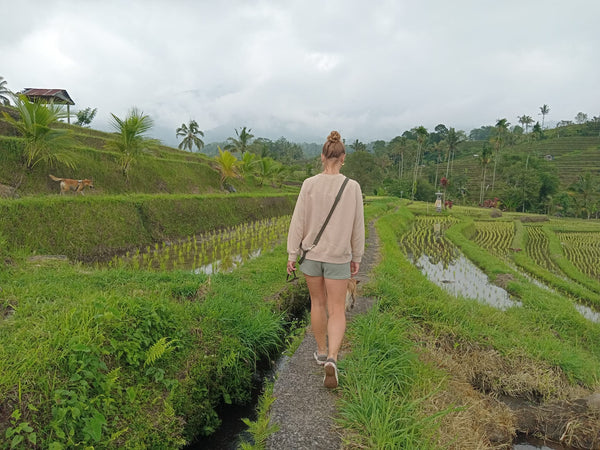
top-left (338, 307), bottom-right (444, 448)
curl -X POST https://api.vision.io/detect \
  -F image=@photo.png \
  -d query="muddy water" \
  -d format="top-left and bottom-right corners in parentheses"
top-left (514, 435), bottom-right (570, 449)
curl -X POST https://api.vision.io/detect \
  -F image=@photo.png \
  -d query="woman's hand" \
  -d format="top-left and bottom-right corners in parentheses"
top-left (350, 261), bottom-right (360, 276)
top-left (287, 260), bottom-right (297, 275)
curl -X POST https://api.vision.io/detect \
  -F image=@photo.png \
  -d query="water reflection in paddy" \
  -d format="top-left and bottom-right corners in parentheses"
top-left (401, 218), bottom-right (599, 322)
top-left (412, 253), bottom-right (522, 310)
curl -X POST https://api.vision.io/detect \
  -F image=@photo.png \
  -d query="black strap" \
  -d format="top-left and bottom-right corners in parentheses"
top-left (298, 177), bottom-right (349, 264)
top-left (313, 177), bottom-right (349, 246)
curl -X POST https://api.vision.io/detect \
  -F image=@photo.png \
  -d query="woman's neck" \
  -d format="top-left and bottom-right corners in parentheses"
top-left (322, 160), bottom-right (341, 174)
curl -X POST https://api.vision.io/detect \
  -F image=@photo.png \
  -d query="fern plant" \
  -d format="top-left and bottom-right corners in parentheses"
top-left (144, 337), bottom-right (175, 367)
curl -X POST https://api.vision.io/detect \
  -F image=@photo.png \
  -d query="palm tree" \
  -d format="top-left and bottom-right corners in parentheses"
top-left (226, 126), bottom-right (254, 155)
top-left (518, 115), bottom-right (534, 133)
top-left (433, 141), bottom-right (444, 189)
top-left (539, 104), bottom-right (550, 129)
top-left (176, 120), bottom-right (204, 152)
top-left (107, 108), bottom-right (155, 178)
top-left (254, 157), bottom-right (283, 187)
top-left (479, 144), bottom-right (492, 204)
top-left (411, 126), bottom-right (428, 200)
top-left (444, 127), bottom-right (465, 180)
top-left (238, 151), bottom-right (258, 177)
top-left (349, 139), bottom-right (367, 152)
top-left (573, 171), bottom-right (596, 219)
top-left (0, 76), bottom-right (11, 106)
top-left (2, 94), bottom-right (75, 169)
top-left (490, 118), bottom-right (510, 195)
top-left (389, 136), bottom-right (407, 178)
top-left (214, 146), bottom-right (239, 188)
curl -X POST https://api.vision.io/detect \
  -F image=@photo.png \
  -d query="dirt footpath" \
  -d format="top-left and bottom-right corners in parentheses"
top-left (267, 221), bottom-right (380, 450)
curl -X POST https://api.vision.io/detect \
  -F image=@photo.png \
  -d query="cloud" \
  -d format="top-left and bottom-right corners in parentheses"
top-left (2, 0), bottom-right (599, 146)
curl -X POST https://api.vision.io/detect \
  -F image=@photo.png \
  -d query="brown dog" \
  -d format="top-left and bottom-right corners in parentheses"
top-left (345, 278), bottom-right (360, 311)
top-left (49, 174), bottom-right (94, 195)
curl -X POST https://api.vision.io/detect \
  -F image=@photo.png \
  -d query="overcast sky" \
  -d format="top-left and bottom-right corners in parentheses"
top-left (2, 0), bottom-right (599, 147)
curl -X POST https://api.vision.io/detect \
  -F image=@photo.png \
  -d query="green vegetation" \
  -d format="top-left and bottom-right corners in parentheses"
top-left (107, 107), bottom-right (156, 178)
top-left (176, 120), bottom-right (204, 152)
top-left (1, 98), bottom-right (599, 447)
top-left (0, 194), bottom-right (295, 260)
top-left (2, 95), bottom-right (75, 170)
top-left (333, 202), bottom-right (599, 448)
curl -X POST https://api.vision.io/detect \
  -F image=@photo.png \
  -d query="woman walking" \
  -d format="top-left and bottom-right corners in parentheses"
top-left (287, 130), bottom-right (365, 388)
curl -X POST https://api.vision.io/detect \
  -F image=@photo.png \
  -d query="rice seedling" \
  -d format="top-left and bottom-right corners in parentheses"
top-left (103, 215), bottom-right (291, 275)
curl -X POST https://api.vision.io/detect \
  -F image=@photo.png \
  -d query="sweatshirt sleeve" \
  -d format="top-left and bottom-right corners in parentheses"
top-left (287, 184), bottom-right (306, 261)
top-left (350, 182), bottom-right (365, 263)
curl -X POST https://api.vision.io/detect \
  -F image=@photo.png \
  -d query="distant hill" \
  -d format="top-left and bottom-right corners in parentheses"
top-left (444, 134), bottom-right (600, 200)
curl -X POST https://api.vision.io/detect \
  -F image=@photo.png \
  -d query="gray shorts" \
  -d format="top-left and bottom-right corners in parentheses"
top-left (299, 259), bottom-right (350, 280)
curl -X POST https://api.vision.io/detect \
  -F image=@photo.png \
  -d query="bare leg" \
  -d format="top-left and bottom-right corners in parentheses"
top-left (324, 278), bottom-right (348, 361)
top-left (305, 274), bottom-right (328, 355)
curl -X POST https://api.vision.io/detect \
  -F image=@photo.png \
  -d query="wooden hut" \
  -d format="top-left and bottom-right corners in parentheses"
top-left (21, 88), bottom-right (75, 124)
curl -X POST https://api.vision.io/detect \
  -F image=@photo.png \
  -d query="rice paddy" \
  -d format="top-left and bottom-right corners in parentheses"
top-left (104, 215), bottom-right (291, 274)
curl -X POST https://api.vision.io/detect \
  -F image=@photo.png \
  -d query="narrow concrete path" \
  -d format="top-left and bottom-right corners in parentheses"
top-left (267, 221), bottom-right (380, 449)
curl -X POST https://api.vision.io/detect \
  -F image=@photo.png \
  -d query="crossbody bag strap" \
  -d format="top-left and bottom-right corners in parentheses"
top-left (298, 177), bottom-right (350, 265)
top-left (312, 176), bottom-right (350, 247)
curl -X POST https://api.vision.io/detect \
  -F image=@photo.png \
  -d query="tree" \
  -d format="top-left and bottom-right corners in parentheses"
top-left (0, 76), bottom-right (11, 106)
top-left (479, 144), bottom-right (492, 205)
top-left (490, 118), bottom-right (510, 195)
top-left (574, 112), bottom-right (588, 124)
top-left (74, 107), bottom-right (98, 127)
top-left (349, 139), bottom-right (367, 152)
top-left (213, 146), bottom-right (239, 188)
top-left (226, 126), bottom-right (254, 155)
top-left (411, 126), bottom-right (428, 200)
top-left (572, 171), bottom-right (597, 219)
top-left (238, 151), bottom-right (258, 177)
top-left (107, 108), bottom-right (155, 179)
top-left (389, 136), bottom-right (409, 179)
top-left (532, 122), bottom-right (543, 140)
top-left (176, 119), bottom-right (205, 152)
top-left (539, 104), bottom-right (550, 129)
top-left (444, 127), bottom-right (465, 180)
top-left (2, 94), bottom-right (75, 169)
top-left (518, 115), bottom-right (534, 133)
top-left (343, 150), bottom-right (382, 195)
top-left (254, 157), bottom-right (283, 187)
top-left (469, 126), bottom-right (494, 141)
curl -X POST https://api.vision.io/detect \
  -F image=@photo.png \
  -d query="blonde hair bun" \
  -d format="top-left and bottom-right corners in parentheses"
top-left (327, 131), bottom-right (341, 143)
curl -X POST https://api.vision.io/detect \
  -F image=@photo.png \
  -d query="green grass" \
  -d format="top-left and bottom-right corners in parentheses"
top-left (0, 193), bottom-right (296, 259)
top-left (2, 193), bottom-right (600, 448)
top-left (338, 308), bottom-right (444, 448)
top-left (0, 239), bottom-right (306, 448)
top-left (334, 202), bottom-right (600, 448)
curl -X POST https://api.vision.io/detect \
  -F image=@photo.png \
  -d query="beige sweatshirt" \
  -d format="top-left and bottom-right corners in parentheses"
top-left (287, 173), bottom-right (365, 264)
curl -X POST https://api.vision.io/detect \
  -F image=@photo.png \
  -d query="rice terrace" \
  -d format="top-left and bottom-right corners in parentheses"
top-left (1, 96), bottom-right (600, 449)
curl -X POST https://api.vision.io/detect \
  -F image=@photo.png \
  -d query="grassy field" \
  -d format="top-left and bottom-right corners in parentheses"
top-left (2, 195), bottom-right (600, 448)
